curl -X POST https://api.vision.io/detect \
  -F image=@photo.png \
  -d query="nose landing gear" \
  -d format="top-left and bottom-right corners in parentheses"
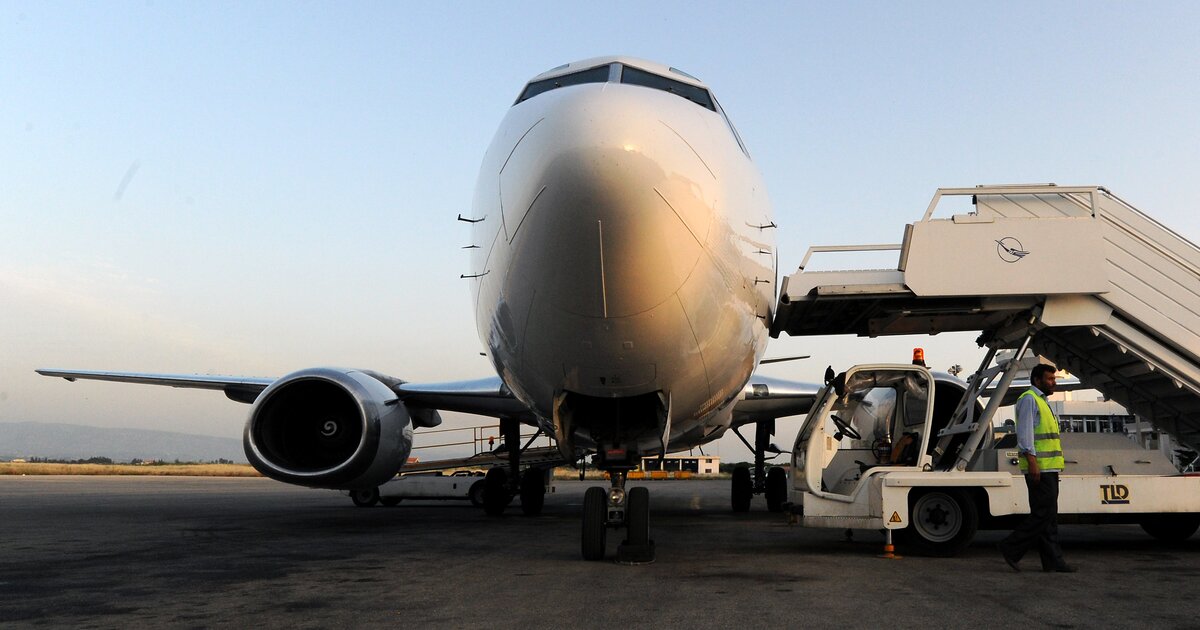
top-left (581, 464), bottom-right (655, 563)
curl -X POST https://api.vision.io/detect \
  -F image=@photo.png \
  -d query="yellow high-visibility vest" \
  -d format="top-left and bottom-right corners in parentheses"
top-left (1018, 389), bottom-right (1065, 472)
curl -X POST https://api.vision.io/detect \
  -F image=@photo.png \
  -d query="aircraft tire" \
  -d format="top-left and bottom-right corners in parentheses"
top-left (483, 467), bottom-right (509, 516)
top-left (350, 487), bottom-right (380, 508)
top-left (765, 467), bottom-right (787, 513)
top-left (626, 486), bottom-right (650, 546)
top-left (768, 465), bottom-right (787, 511)
top-left (731, 466), bottom-right (752, 512)
top-left (581, 486), bottom-right (607, 561)
top-left (520, 469), bottom-right (546, 516)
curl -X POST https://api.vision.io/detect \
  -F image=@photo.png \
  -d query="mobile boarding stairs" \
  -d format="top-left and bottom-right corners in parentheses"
top-left (771, 184), bottom-right (1200, 458)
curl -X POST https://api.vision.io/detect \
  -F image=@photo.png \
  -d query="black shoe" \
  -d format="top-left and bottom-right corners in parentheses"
top-left (997, 543), bottom-right (1021, 572)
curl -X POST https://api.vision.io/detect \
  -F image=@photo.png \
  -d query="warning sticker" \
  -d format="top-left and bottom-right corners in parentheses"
top-left (889, 511), bottom-right (902, 523)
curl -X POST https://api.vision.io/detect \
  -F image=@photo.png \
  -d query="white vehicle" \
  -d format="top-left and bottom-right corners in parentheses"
top-left (791, 362), bottom-right (1200, 556)
top-left (772, 184), bottom-right (1200, 555)
top-left (348, 470), bottom-right (487, 508)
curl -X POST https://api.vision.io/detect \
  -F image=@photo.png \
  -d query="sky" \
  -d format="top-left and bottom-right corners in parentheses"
top-left (2, 1), bottom-right (1198, 461)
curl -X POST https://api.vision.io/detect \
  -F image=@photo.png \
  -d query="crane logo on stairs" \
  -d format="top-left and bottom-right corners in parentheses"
top-left (995, 237), bottom-right (1029, 263)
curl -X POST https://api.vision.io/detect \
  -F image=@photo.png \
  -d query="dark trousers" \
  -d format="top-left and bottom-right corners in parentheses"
top-left (1001, 472), bottom-right (1066, 569)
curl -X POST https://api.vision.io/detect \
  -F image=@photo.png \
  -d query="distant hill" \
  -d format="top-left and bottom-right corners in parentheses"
top-left (0, 422), bottom-right (245, 463)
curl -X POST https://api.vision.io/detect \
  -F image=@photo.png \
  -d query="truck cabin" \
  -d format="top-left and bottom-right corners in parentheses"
top-left (794, 366), bottom-right (982, 498)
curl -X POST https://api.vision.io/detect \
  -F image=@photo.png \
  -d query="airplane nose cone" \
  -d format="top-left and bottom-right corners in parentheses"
top-left (500, 86), bottom-right (718, 318)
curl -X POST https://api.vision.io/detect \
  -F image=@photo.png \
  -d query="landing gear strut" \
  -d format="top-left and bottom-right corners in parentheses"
top-left (581, 455), bottom-right (655, 563)
top-left (482, 416), bottom-right (547, 516)
top-left (731, 420), bottom-right (787, 512)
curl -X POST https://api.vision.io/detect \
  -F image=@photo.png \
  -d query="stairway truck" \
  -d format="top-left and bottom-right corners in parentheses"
top-left (789, 364), bottom-right (1200, 556)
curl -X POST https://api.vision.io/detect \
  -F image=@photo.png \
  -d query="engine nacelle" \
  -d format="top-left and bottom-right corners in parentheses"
top-left (244, 367), bottom-right (413, 489)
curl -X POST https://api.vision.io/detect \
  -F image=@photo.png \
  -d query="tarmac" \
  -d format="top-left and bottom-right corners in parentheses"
top-left (1, 476), bottom-right (1197, 628)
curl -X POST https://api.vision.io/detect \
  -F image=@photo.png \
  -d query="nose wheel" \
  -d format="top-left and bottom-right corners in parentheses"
top-left (581, 487), bottom-right (607, 561)
top-left (621, 486), bottom-right (652, 559)
top-left (580, 470), bottom-right (655, 563)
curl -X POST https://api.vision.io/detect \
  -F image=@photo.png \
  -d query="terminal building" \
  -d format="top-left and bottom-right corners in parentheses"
top-left (1049, 393), bottom-right (1186, 463)
top-left (1051, 397), bottom-right (1133, 435)
top-left (640, 454), bottom-right (721, 475)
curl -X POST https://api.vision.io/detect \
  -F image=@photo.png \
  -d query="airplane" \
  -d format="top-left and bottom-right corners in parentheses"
top-left (38, 56), bottom-right (824, 562)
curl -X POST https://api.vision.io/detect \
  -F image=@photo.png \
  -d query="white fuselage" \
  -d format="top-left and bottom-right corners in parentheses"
top-left (467, 59), bottom-right (775, 454)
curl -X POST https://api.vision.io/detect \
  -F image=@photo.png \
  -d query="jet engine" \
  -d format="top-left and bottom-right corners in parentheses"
top-left (244, 368), bottom-right (413, 489)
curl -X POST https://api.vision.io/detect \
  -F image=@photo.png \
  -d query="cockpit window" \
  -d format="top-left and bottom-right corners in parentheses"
top-left (713, 96), bottom-right (751, 158)
top-left (619, 66), bottom-right (715, 112)
top-left (514, 65), bottom-right (611, 105)
top-left (512, 63), bottom-right (719, 115)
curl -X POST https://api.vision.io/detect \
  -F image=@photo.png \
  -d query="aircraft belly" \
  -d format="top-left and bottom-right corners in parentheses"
top-left (507, 251), bottom-right (763, 441)
top-left (518, 294), bottom-right (707, 415)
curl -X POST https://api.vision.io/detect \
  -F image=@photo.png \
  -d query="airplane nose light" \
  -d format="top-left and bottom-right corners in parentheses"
top-left (609, 487), bottom-right (626, 505)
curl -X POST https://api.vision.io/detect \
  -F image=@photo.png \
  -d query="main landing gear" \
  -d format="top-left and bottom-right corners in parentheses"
top-left (731, 420), bottom-right (787, 513)
top-left (482, 416), bottom-right (547, 516)
top-left (581, 454), bottom-right (654, 563)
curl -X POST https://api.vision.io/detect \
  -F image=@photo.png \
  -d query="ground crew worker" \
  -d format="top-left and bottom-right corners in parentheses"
top-left (998, 363), bottom-right (1077, 572)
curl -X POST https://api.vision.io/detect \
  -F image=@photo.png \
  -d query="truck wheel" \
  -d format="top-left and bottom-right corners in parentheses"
top-left (899, 489), bottom-right (978, 557)
top-left (1140, 515), bottom-right (1200, 542)
top-left (350, 487), bottom-right (380, 508)
top-left (731, 466), bottom-right (752, 512)
top-left (766, 467), bottom-right (787, 513)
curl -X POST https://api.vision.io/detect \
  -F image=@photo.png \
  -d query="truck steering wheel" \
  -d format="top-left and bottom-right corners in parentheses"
top-left (830, 415), bottom-right (861, 441)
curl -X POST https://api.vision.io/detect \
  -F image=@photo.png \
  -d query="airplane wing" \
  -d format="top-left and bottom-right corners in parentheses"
top-left (35, 368), bottom-right (534, 422)
top-left (391, 376), bottom-right (535, 420)
top-left (39, 367), bottom-right (817, 426)
top-left (727, 370), bottom-right (1085, 422)
top-left (723, 370), bottom-right (1087, 423)
top-left (731, 373), bottom-right (823, 425)
top-left (35, 369), bottom-right (275, 404)
top-left (980, 375), bottom-right (1087, 406)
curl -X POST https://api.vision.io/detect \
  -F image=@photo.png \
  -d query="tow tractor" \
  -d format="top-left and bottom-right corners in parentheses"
top-left (789, 351), bottom-right (1200, 556)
